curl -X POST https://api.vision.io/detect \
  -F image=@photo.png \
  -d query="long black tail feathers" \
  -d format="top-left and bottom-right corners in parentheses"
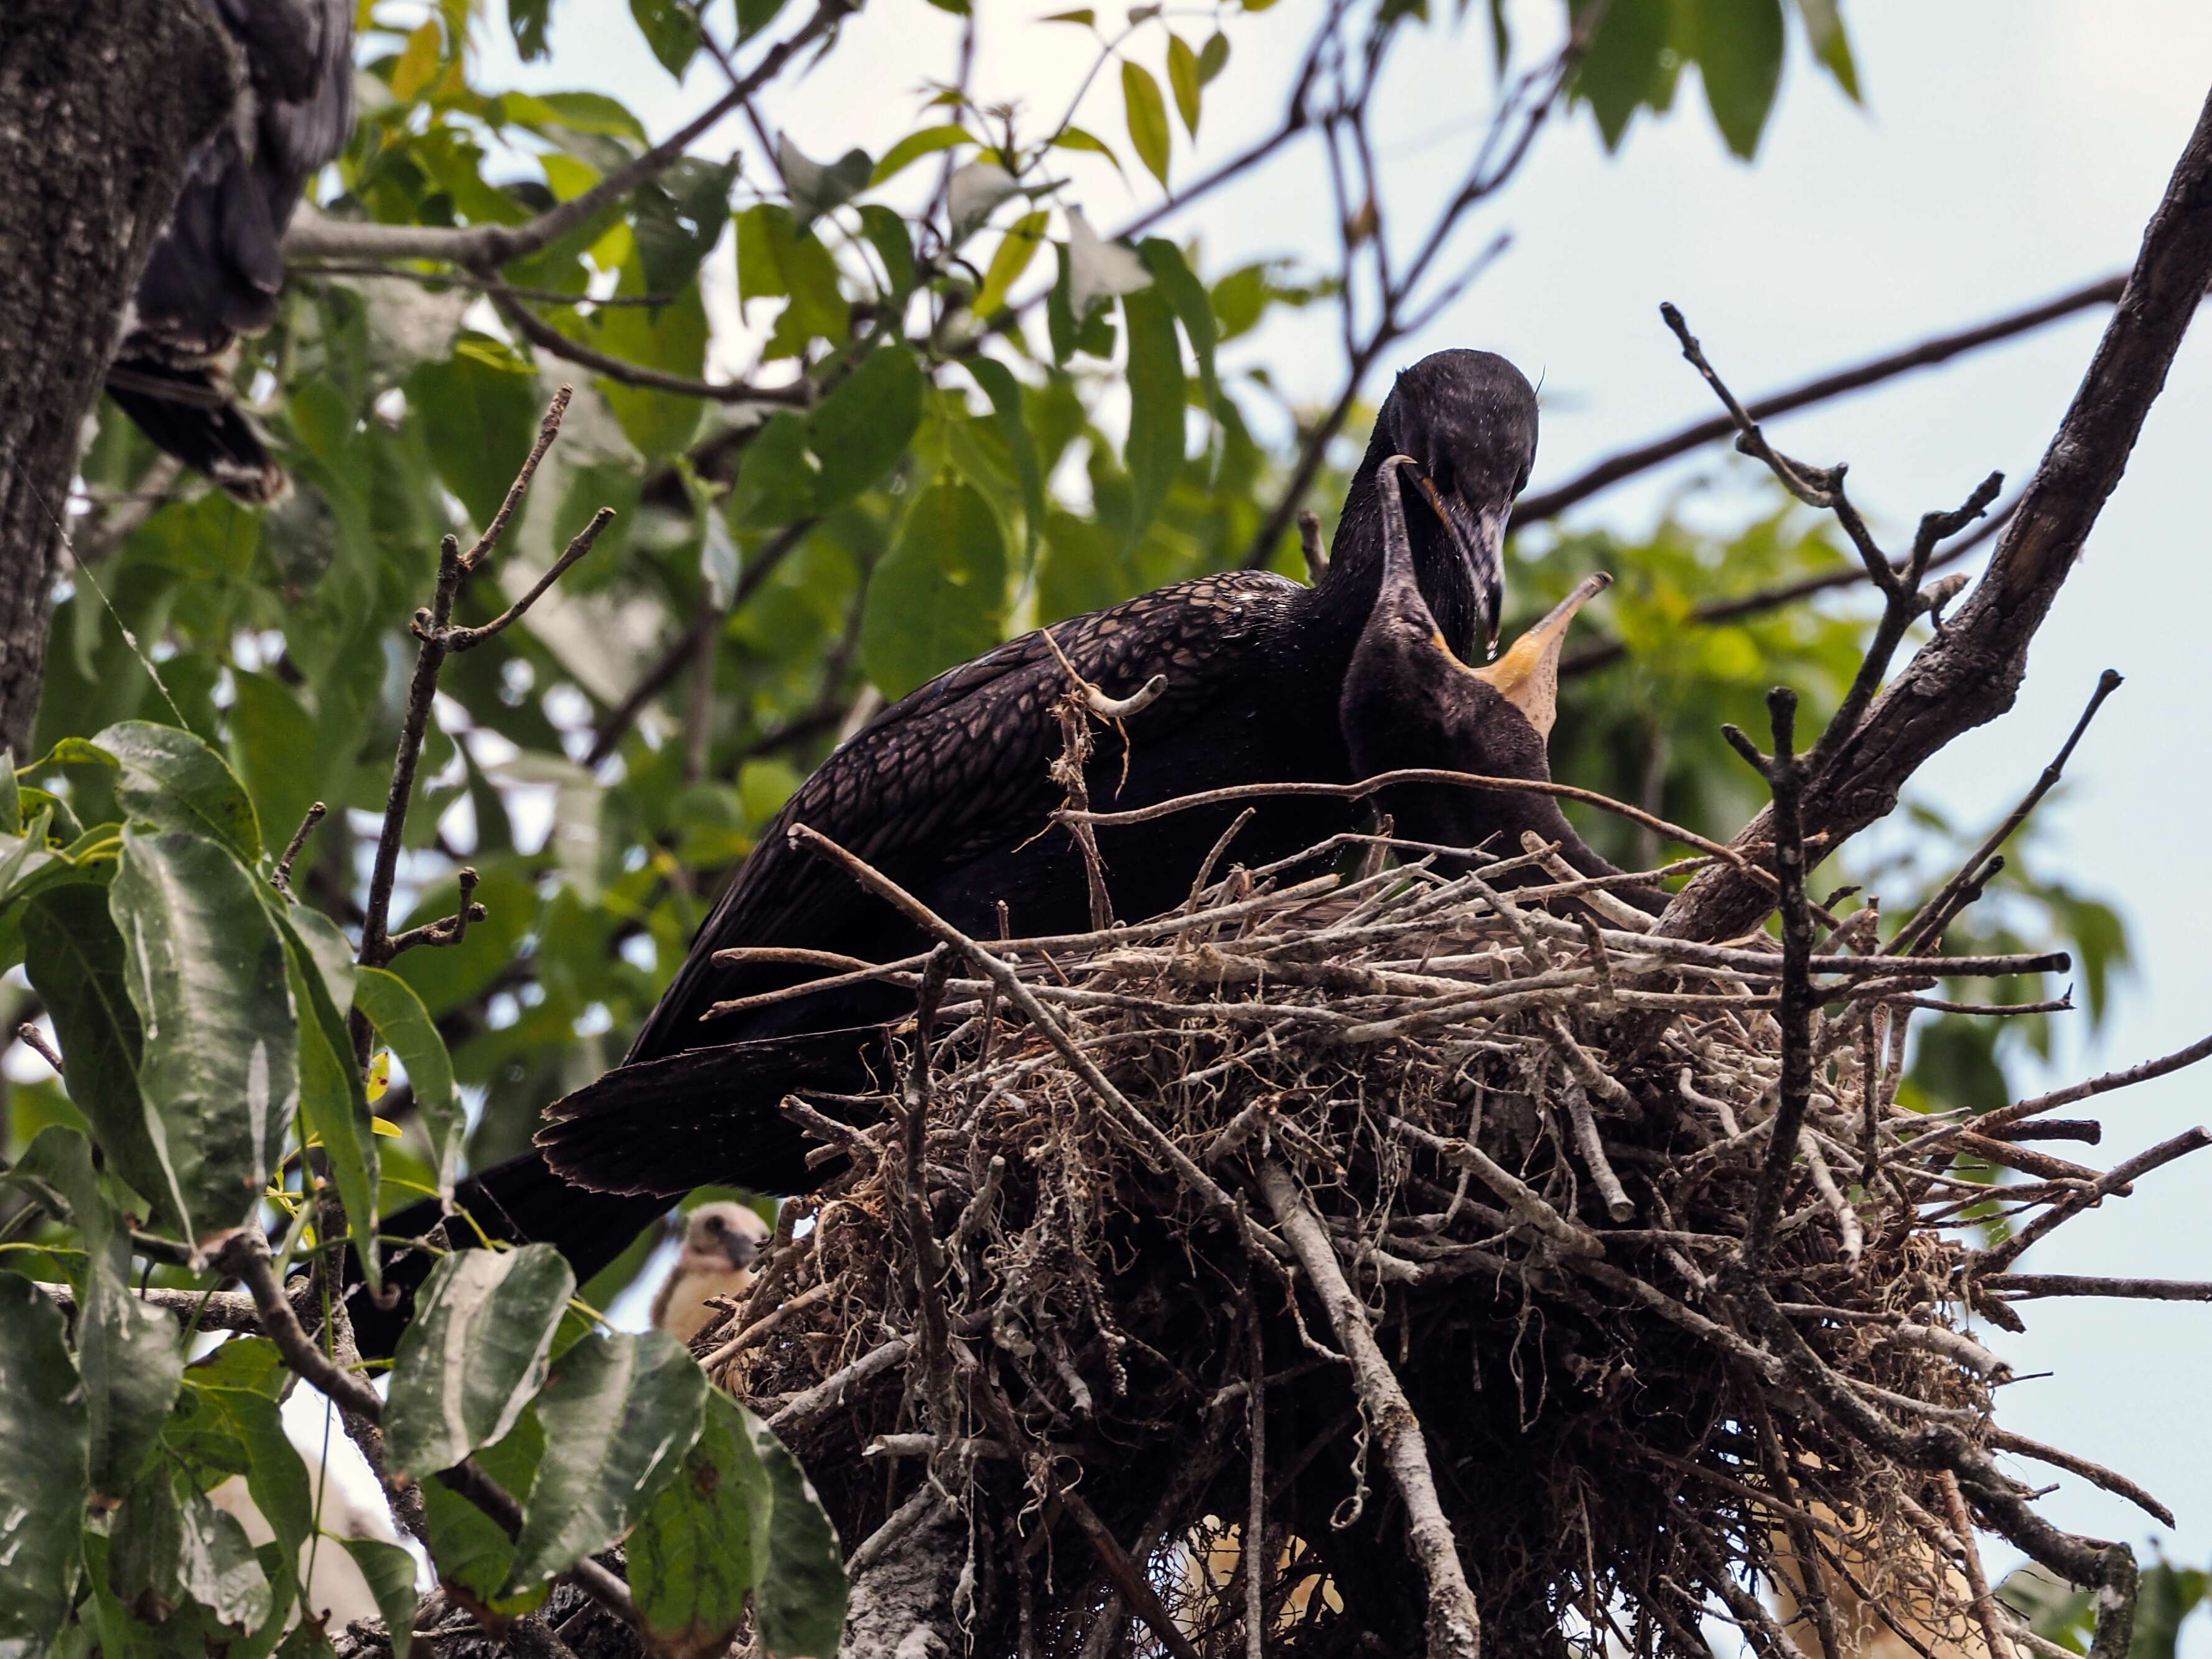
top-left (105, 359), bottom-right (286, 503)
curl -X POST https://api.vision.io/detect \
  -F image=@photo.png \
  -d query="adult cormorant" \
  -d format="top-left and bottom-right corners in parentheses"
top-left (108, 0), bottom-right (353, 500)
top-left (1339, 454), bottom-right (1668, 917)
top-left (351, 350), bottom-right (1544, 1353)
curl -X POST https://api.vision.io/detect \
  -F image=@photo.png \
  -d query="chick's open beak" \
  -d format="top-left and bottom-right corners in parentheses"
top-left (1416, 475), bottom-right (1507, 657)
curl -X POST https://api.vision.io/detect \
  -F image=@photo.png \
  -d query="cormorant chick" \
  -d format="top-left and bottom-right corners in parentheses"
top-left (1340, 453), bottom-right (1667, 918)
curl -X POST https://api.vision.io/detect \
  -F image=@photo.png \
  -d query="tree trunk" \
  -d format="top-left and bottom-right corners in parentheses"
top-left (0, 0), bottom-right (238, 756)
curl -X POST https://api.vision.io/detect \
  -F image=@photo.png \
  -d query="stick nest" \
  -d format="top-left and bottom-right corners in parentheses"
top-left (709, 837), bottom-right (2151, 1659)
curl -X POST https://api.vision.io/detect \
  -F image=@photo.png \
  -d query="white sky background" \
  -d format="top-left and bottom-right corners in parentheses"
top-left (477, 0), bottom-right (2212, 1629)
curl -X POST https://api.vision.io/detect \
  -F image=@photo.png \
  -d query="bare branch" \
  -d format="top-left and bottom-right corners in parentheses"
top-left (486, 281), bottom-right (810, 406)
top-left (1520, 274), bottom-right (2134, 526)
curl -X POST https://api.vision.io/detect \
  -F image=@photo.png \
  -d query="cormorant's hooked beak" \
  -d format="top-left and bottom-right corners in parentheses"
top-left (1470, 572), bottom-right (1611, 741)
top-left (1414, 475), bottom-right (1508, 658)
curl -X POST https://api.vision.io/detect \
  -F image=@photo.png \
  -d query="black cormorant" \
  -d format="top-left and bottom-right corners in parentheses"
top-left (108, 0), bottom-right (353, 500)
top-left (352, 350), bottom-right (1545, 1352)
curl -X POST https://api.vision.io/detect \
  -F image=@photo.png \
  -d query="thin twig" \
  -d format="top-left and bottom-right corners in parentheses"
top-left (273, 801), bottom-right (327, 898)
top-left (1890, 670), bottom-right (2123, 956)
top-left (1519, 274), bottom-right (2130, 526)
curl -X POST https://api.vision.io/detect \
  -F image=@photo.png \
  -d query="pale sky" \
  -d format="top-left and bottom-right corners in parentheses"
top-left (482, 0), bottom-right (2212, 1634)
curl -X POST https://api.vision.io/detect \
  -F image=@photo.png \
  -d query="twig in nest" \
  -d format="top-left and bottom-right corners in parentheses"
top-left (1723, 688), bottom-right (1815, 1268)
top-left (787, 823), bottom-right (1285, 1258)
top-left (1256, 1159), bottom-right (1481, 1659)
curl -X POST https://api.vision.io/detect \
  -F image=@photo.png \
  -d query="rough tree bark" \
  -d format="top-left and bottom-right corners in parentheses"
top-left (0, 0), bottom-right (238, 755)
top-left (1658, 83), bottom-right (2212, 947)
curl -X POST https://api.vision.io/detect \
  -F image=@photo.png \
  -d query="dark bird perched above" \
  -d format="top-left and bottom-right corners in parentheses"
top-left (1340, 454), bottom-right (1668, 918)
top-left (106, 0), bottom-right (354, 501)
top-left (350, 350), bottom-right (1544, 1355)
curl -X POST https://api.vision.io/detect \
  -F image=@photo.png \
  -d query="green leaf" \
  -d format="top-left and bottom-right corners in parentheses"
top-left (630, 1393), bottom-right (847, 1659)
top-left (1041, 7), bottom-right (1096, 21)
top-left (1197, 30), bottom-right (1230, 83)
top-left (590, 267), bottom-right (711, 460)
top-left (744, 1407), bottom-right (846, 1659)
top-left (390, 20), bottom-right (443, 101)
top-left (870, 124), bottom-right (974, 185)
top-left (81, 1249), bottom-right (184, 1500)
top-left (962, 358), bottom-right (1046, 563)
top-left (505, 1330), bottom-right (707, 1591)
top-left (859, 204), bottom-right (916, 298)
top-left (1166, 34), bottom-right (1202, 134)
top-left (629, 1391), bottom-right (758, 1659)
top-left (228, 675), bottom-right (320, 879)
top-left (1139, 238), bottom-right (1218, 434)
top-left (629, 0), bottom-right (702, 77)
top-left (973, 210), bottom-right (1051, 319)
top-left (734, 205), bottom-right (848, 355)
top-left (266, 900), bottom-right (379, 1296)
top-left (1121, 60), bottom-right (1172, 187)
top-left (510, 0), bottom-right (550, 58)
top-left (110, 829), bottom-right (296, 1248)
top-left (1050, 126), bottom-right (1124, 176)
top-left (177, 1362), bottom-right (314, 1563)
top-left (22, 886), bottom-right (167, 1218)
top-left (0, 1273), bottom-right (89, 1655)
top-left (385, 1243), bottom-right (576, 1479)
top-left (808, 347), bottom-right (925, 512)
top-left (1121, 283), bottom-right (1185, 552)
top-left (0, 818), bottom-right (54, 968)
top-left (112, 1466), bottom-right (273, 1633)
top-left (518, 90), bottom-right (649, 143)
top-left (409, 336), bottom-right (543, 531)
top-left (1037, 508), bottom-right (1127, 624)
top-left (355, 966), bottom-right (464, 1199)
top-left (338, 1540), bottom-right (422, 1659)
top-left (633, 157), bottom-right (738, 299)
top-left (0, 750), bottom-right (18, 835)
top-left (737, 0), bottom-right (789, 41)
top-left (1572, 0), bottom-right (1671, 149)
top-left (725, 412), bottom-right (818, 531)
top-left (422, 1416), bottom-right (548, 1617)
top-left (1792, 0), bottom-right (1859, 100)
top-left (861, 480), bottom-right (1009, 699)
top-left (93, 721), bottom-right (262, 864)
top-left (1687, 0), bottom-right (1785, 159)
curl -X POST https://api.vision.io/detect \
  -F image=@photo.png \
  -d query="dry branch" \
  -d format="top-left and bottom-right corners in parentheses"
top-left (1658, 83), bottom-right (2212, 948)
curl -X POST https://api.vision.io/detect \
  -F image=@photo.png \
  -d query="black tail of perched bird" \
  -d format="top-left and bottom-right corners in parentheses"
top-left (109, 0), bottom-right (354, 501)
top-left (1340, 453), bottom-right (1668, 917)
top-left (345, 349), bottom-right (1555, 1356)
